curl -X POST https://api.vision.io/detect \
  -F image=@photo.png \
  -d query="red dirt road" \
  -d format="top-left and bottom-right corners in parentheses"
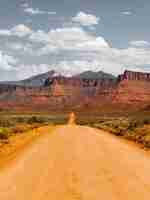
top-left (0, 125), bottom-right (150, 199)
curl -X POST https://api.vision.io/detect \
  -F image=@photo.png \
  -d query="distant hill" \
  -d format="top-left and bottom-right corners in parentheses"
top-left (0, 70), bottom-right (55, 87)
top-left (0, 70), bottom-right (116, 87)
top-left (75, 71), bottom-right (116, 80)
top-left (0, 70), bottom-right (150, 113)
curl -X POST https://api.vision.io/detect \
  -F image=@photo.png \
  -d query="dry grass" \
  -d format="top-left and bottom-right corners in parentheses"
top-left (0, 114), bottom-right (66, 144)
top-left (0, 124), bottom-right (56, 169)
top-left (78, 115), bottom-right (150, 149)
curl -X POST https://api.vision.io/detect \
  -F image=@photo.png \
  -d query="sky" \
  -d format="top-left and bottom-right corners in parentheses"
top-left (0, 0), bottom-right (150, 80)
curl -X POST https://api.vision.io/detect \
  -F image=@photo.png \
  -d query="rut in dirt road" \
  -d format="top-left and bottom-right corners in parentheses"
top-left (0, 125), bottom-right (150, 199)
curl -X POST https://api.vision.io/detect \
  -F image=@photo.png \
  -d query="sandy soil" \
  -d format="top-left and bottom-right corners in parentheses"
top-left (0, 126), bottom-right (54, 169)
top-left (0, 125), bottom-right (150, 199)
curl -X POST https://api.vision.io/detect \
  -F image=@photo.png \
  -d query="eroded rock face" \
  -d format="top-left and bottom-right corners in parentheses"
top-left (1, 70), bottom-right (150, 112)
top-left (112, 80), bottom-right (150, 104)
top-left (118, 70), bottom-right (150, 81)
top-left (111, 71), bottom-right (150, 108)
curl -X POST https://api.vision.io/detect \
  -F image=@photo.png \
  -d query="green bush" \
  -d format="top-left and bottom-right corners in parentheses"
top-left (86, 117), bottom-right (150, 149)
top-left (27, 116), bottom-right (45, 124)
top-left (0, 128), bottom-right (9, 140)
top-left (0, 119), bottom-right (13, 127)
top-left (10, 123), bottom-right (38, 134)
top-left (143, 119), bottom-right (150, 125)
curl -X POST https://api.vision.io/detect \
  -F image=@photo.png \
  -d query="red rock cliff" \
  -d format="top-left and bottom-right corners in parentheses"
top-left (1, 70), bottom-right (150, 112)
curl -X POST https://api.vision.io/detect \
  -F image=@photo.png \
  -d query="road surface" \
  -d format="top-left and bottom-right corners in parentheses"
top-left (0, 125), bottom-right (150, 199)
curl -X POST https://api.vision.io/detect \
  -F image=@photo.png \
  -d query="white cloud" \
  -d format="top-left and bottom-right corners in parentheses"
top-left (75, 37), bottom-right (109, 50)
top-left (72, 12), bottom-right (100, 26)
top-left (7, 42), bottom-right (34, 55)
top-left (121, 11), bottom-right (132, 15)
top-left (35, 47), bottom-right (150, 76)
top-left (52, 60), bottom-right (101, 76)
top-left (1, 24), bottom-right (150, 78)
top-left (26, 27), bottom-right (150, 75)
top-left (37, 45), bottom-right (58, 56)
top-left (29, 27), bottom-right (98, 54)
top-left (24, 7), bottom-right (56, 15)
top-left (3, 26), bottom-right (104, 54)
top-left (47, 11), bottom-right (57, 15)
top-left (20, 2), bottom-right (29, 8)
top-left (0, 51), bottom-right (18, 71)
top-left (125, 67), bottom-right (150, 73)
top-left (24, 8), bottom-right (43, 15)
top-left (0, 30), bottom-right (11, 36)
top-left (7, 43), bottom-right (23, 50)
top-left (29, 30), bottom-right (50, 43)
top-left (129, 40), bottom-right (150, 48)
top-left (11, 24), bottom-right (32, 37)
top-left (15, 64), bottom-right (51, 80)
top-left (4, 46), bottom-right (150, 80)
top-left (30, 27), bottom-right (108, 54)
top-left (48, 27), bottom-right (94, 46)
top-left (0, 24), bottom-right (32, 37)
top-left (16, 60), bottom-right (102, 79)
top-left (57, 47), bottom-right (150, 75)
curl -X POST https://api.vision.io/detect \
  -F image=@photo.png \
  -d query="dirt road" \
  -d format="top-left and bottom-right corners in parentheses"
top-left (0, 125), bottom-right (150, 199)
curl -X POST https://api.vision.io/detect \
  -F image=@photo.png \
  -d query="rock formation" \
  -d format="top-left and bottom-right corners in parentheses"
top-left (0, 70), bottom-right (150, 112)
top-left (118, 70), bottom-right (150, 81)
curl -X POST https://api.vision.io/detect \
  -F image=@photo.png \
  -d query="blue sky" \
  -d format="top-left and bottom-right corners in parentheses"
top-left (0, 0), bottom-right (150, 80)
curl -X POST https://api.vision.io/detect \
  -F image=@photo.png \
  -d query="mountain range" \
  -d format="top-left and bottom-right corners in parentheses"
top-left (0, 69), bottom-right (150, 113)
top-left (0, 70), bottom-right (116, 87)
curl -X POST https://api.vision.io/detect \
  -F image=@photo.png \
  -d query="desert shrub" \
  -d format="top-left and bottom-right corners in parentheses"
top-left (143, 135), bottom-right (150, 148)
top-left (27, 116), bottom-right (45, 124)
top-left (78, 115), bottom-right (150, 149)
top-left (127, 121), bottom-right (137, 131)
top-left (0, 118), bottom-right (13, 127)
top-left (10, 124), bottom-right (31, 134)
top-left (123, 131), bottom-right (137, 141)
top-left (16, 117), bottom-right (26, 123)
top-left (143, 119), bottom-right (150, 125)
top-left (0, 128), bottom-right (9, 140)
top-left (92, 123), bottom-right (104, 129)
top-left (30, 123), bottom-right (40, 129)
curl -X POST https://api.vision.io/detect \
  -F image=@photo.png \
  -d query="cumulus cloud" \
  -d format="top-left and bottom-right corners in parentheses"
top-left (48, 27), bottom-right (93, 42)
top-left (29, 27), bottom-right (97, 54)
top-left (28, 27), bottom-right (150, 75)
top-left (72, 12), bottom-right (100, 26)
top-left (11, 24), bottom-right (32, 37)
top-left (4, 46), bottom-right (150, 80)
top-left (0, 24), bottom-right (32, 37)
top-left (2, 24), bottom-right (150, 79)
top-left (29, 30), bottom-right (50, 43)
top-left (6, 42), bottom-right (34, 55)
top-left (0, 30), bottom-right (11, 36)
top-left (6, 43), bottom-right (24, 51)
top-left (75, 37), bottom-right (109, 50)
top-left (0, 51), bottom-right (18, 71)
top-left (24, 7), bottom-right (56, 15)
top-left (24, 47), bottom-right (150, 77)
top-left (52, 60), bottom-right (101, 76)
top-left (37, 45), bottom-right (58, 56)
top-left (29, 27), bottom-right (108, 54)
top-left (59, 48), bottom-right (150, 75)
top-left (126, 67), bottom-right (150, 73)
top-left (14, 60), bottom-right (102, 80)
top-left (15, 64), bottom-right (50, 80)
top-left (3, 26), bottom-right (107, 54)
top-left (129, 40), bottom-right (150, 48)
